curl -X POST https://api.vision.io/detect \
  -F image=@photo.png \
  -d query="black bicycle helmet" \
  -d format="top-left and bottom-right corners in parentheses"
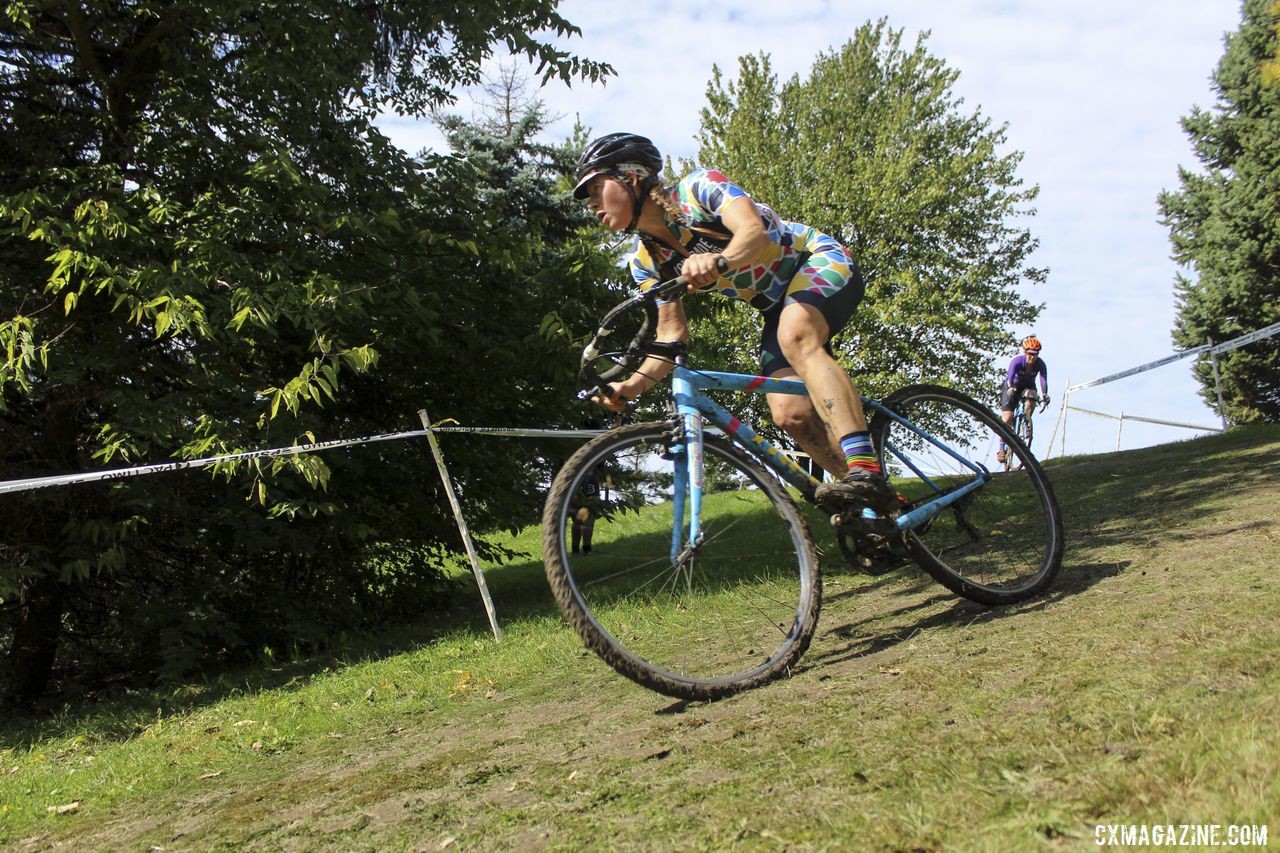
top-left (572, 132), bottom-right (663, 199)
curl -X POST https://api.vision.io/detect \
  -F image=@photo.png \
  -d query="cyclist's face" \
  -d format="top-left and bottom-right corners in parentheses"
top-left (585, 176), bottom-right (633, 231)
top-left (1025, 351), bottom-right (1039, 361)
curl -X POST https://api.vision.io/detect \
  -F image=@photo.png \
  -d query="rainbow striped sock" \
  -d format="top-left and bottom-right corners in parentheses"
top-left (839, 431), bottom-right (881, 475)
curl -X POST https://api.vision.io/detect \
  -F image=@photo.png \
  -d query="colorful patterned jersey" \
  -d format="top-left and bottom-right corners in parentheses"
top-left (628, 169), bottom-right (846, 308)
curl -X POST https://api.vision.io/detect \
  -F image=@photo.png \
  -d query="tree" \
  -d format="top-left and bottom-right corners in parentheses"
top-left (0, 1), bottom-right (613, 702)
top-left (687, 21), bottom-right (1044, 432)
top-left (1263, 0), bottom-right (1280, 84)
top-left (1159, 0), bottom-right (1280, 423)
top-left (453, 59), bottom-right (564, 137)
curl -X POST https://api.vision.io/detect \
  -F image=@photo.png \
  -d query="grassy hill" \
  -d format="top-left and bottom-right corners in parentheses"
top-left (3, 424), bottom-right (1278, 850)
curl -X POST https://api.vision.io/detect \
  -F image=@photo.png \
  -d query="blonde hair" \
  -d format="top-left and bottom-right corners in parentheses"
top-left (648, 184), bottom-right (683, 221)
top-left (611, 164), bottom-right (681, 220)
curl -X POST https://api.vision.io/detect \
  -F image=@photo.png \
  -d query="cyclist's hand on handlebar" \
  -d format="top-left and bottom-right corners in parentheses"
top-left (682, 254), bottom-right (730, 291)
top-left (1040, 395), bottom-right (1051, 411)
top-left (591, 382), bottom-right (633, 413)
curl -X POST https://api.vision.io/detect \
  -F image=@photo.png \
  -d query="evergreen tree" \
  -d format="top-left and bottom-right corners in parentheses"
top-left (1159, 0), bottom-right (1280, 424)
top-left (1263, 0), bottom-right (1280, 84)
top-left (0, 1), bottom-right (613, 702)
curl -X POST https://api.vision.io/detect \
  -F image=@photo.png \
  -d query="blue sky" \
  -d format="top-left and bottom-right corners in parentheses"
top-left (378, 0), bottom-right (1247, 458)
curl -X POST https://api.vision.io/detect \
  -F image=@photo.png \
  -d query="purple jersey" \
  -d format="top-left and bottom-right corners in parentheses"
top-left (1007, 355), bottom-right (1048, 392)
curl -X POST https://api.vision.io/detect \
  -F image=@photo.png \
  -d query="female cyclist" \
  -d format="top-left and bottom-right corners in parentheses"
top-left (573, 132), bottom-right (895, 514)
top-left (996, 336), bottom-right (1050, 463)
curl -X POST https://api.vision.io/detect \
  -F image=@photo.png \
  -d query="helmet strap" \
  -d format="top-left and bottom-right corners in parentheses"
top-left (608, 172), bottom-right (658, 232)
top-left (618, 175), bottom-right (645, 232)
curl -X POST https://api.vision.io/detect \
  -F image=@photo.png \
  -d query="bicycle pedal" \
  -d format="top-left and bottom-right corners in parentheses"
top-left (830, 509), bottom-right (898, 536)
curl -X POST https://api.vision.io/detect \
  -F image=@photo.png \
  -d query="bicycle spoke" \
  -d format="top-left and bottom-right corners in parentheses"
top-left (543, 422), bottom-right (821, 699)
top-left (872, 385), bottom-right (1063, 605)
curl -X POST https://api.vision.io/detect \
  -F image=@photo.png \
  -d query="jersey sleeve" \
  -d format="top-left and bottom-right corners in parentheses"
top-left (1006, 356), bottom-right (1023, 386)
top-left (629, 238), bottom-right (658, 291)
top-left (676, 168), bottom-right (753, 223)
top-left (628, 238), bottom-right (680, 304)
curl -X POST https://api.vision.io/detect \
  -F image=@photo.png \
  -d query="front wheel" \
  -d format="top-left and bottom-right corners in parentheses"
top-left (542, 421), bottom-right (822, 700)
top-left (871, 385), bottom-right (1064, 605)
top-left (1005, 409), bottom-right (1030, 472)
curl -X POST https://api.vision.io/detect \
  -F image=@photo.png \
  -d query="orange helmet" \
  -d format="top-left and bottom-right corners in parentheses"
top-left (1021, 335), bottom-right (1042, 354)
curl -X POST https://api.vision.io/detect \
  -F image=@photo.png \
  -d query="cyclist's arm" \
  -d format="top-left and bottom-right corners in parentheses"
top-left (599, 299), bottom-right (688, 409)
top-left (1006, 357), bottom-right (1022, 387)
top-left (679, 196), bottom-right (774, 288)
top-left (1038, 360), bottom-right (1049, 393)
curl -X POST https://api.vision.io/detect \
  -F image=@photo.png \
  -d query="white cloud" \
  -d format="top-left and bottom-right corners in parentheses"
top-left (378, 0), bottom-right (1247, 456)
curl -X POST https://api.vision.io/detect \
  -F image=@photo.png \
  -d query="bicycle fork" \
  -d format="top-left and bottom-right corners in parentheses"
top-left (667, 363), bottom-right (714, 565)
top-left (667, 409), bottom-right (705, 564)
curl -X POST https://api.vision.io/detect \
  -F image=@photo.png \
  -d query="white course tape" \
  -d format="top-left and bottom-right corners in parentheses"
top-left (425, 426), bottom-right (608, 438)
top-left (0, 429), bottom-right (429, 496)
top-left (1067, 320), bottom-right (1280, 394)
top-left (0, 425), bottom-right (608, 497)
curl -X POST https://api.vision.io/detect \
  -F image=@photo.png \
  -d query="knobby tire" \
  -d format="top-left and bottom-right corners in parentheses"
top-left (542, 422), bottom-right (822, 700)
top-left (871, 384), bottom-right (1064, 605)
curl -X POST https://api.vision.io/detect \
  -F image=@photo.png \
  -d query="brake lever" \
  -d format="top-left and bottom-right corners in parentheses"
top-left (578, 384), bottom-right (636, 418)
top-left (578, 384), bottom-right (620, 403)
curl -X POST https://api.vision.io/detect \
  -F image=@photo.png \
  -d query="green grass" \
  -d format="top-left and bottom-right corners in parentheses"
top-left (2, 424), bottom-right (1278, 850)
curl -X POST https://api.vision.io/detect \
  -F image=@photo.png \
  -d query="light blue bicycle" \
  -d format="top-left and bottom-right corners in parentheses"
top-left (542, 274), bottom-right (1063, 700)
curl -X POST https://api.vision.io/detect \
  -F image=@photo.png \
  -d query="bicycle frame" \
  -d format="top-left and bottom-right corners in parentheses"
top-left (667, 360), bottom-right (991, 561)
top-left (550, 273), bottom-right (1065, 700)
top-left (1013, 390), bottom-right (1037, 438)
top-left (1013, 406), bottom-right (1031, 436)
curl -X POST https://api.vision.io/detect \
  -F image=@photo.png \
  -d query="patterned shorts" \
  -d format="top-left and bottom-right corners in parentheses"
top-left (757, 242), bottom-right (865, 377)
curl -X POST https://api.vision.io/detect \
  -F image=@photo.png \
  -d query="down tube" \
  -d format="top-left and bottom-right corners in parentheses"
top-left (685, 410), bottom-right (705, 549)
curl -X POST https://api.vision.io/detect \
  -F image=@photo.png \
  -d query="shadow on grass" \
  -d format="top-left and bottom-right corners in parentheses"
top-left (812, 559), bottom-right (1130, 669)
top-left (0, 588), bottom-right (506, 751)
top-left (802, 426), bottom-right (1280, 674)
top-left (1048, 427), bottom-right (1279, 530)
top-left (1163, 519), bottom-right (1273, 541)
top-left (645, 557), bottom-right (1134, 714)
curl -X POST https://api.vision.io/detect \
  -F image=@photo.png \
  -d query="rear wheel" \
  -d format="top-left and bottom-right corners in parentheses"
top-left (871, 385), bottom-right (1063, 605)
top-left (542, 421), bottom-right (822, 700)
